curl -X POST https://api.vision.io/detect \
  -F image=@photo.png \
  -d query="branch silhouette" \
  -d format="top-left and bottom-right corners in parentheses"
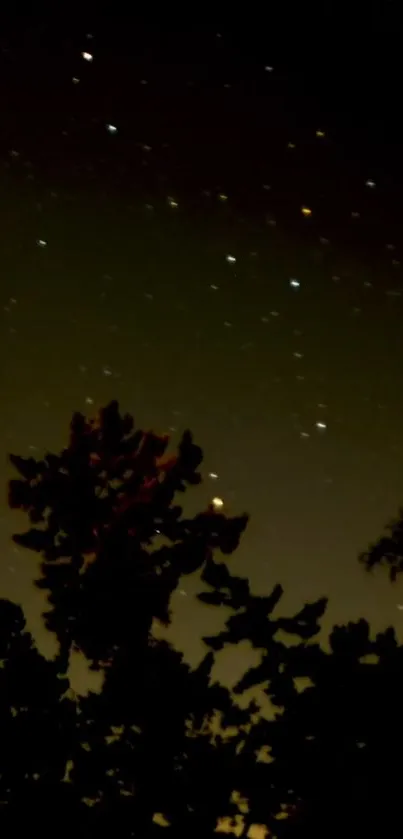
top-left (3, 401), bottom-right (403, 837)
top-left (360, 506), bottom-right (403, 580)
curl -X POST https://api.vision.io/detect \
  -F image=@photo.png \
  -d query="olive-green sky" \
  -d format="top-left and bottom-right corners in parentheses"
top-left (1, 19), bottom-right (403, 689)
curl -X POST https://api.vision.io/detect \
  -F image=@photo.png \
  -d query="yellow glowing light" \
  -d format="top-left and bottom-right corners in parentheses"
top-left (218, 193), bottom-right (228, 202)
top-left (316, 129), bottom-right (325, 138)
top-left (81, 51), bottom-right (93, 62)
top-left (211, 497), bottom-right (224, 510)
top-left (301, 206), bottom-right (312, 217)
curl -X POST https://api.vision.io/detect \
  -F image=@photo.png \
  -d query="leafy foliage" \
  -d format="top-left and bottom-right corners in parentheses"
top-left (2, 401), bottom-right (403, 836)
top-left (9, 401), bottom-right (248, 668)
top-left (360, 506), bottom-right (403, 580)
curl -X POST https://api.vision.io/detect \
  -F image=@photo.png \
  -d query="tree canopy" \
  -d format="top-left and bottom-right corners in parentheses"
top-left (2, 400), bottom-right (403, 837)
top-left (360, 505), bottom-right (403, 581)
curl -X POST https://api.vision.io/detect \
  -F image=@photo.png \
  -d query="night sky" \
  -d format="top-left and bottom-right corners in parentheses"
top-left (2, 13), bottom-right (403, 688)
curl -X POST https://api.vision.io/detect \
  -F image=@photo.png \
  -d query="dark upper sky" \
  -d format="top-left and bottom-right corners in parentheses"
top-left (2, 12), bottom-right (403, 681)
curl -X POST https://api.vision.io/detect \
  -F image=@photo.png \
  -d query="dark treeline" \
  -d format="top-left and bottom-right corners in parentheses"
top-left (2, 400), bottom-right (402, 837)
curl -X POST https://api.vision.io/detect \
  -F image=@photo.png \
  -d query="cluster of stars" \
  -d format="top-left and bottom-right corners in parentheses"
top-left (3, 27), bottom-right (403, 525)
top-left (2, 25), bottom-right (403, 676)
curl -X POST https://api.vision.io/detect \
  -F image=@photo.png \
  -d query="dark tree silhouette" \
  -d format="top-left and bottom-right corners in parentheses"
top-left (8, 400), bottom-right (248, 670)
top-left (6, 401), bottom-right (260, 834)
top-left (360, 506), bottom-right (403, 580)
top-left (199, 560), bottom-right (403, 837)
top-left (3, 400), bottom-right (403, 837)
top-left (0, 599), bottom-right (85, 836)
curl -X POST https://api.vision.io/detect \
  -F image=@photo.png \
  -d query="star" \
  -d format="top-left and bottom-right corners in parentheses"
top-left (289, 279), bottom-right (300, 288)
top-left (211, 497), bottom-right (224, 510)
top-left (81, 51), bottom-right (93, 62)
top-left (225, 254), bottom-right (236, 263)
top-left (106, 124), bottom-right (118, 134)
top-left (301, 206), bottom-right (312, 217)
top-left (36, 239), bottom-right (47, 247)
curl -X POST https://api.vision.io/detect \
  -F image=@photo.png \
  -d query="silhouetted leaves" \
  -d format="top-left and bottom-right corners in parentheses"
top-left (360, 506), bottom-right (403, 580)
top-left (4, 401), bottom-right (403, 836)
top-left (9, 402), bottom-right (247, 667)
